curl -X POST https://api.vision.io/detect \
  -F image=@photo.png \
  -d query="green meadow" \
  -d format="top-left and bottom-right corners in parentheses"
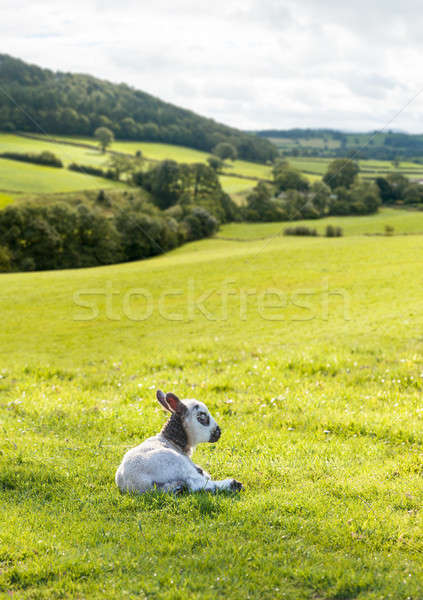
top-left (5, 134), bottom-right (422, 207)
top-left (36, 135), bottom-right (274, 184)
top-left (0, 157), bottom-right (128, 195)
top-left (0, 134), bottom-right (262, 198)
top-left (290, 157), bottom-right (423, 181)
top-left (0, 134), bottom-right (109, 168)
top-left (218, 207), bottom-right (423, 239)
top-left (1, 210), bottom-right (422, 599)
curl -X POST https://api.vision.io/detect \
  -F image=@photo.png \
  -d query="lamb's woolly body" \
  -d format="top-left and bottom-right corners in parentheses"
top-left (115, 393), bottom-right (243, 494)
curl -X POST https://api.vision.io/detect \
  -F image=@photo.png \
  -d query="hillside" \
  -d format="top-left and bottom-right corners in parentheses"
top-left (257, 128), bottom-right (423, 160)
top-left (0, 54), bottom-right (277, 163)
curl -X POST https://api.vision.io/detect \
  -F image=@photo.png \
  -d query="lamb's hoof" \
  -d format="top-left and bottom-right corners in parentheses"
top-left (173, 482), bottom-right (188, 495)
top-left (230, 479), bottom-right (244, 492)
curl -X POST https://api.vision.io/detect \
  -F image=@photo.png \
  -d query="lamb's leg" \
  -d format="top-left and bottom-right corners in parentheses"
top-left (154, 480), bottom-right (188, 494)
top-left (187, 474), bottom-right (243, 493)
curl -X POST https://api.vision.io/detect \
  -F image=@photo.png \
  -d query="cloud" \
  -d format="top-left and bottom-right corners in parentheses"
top-left (1, 0), bottom-right (423, 131)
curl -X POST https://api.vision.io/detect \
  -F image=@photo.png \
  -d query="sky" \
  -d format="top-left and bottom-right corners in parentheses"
top-left (1, 0), bottom-right (423, 133)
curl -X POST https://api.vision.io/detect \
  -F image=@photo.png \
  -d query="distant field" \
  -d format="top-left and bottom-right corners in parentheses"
top-left (3, 134), bottom-right (423, 203)
top-left (218, 207), bottom-right (423, 239)
top-left (44, 135), bottom-right (274, 180)
top-left (218, 176), bottom-right (255, 193)
top-left (0, 134), bottom-right (109, 168)
top-left (290, 157), bottom-right (423, 181)
top-left (0, 157), bottom-right (128, 194)
top-left (0, 134), bottom-right (269, 197)
top-left (266, 132), bottom-right (391, 151)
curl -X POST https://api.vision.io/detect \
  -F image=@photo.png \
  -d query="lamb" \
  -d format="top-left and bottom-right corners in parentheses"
top-left (115, 390), bottom-right (243, 494)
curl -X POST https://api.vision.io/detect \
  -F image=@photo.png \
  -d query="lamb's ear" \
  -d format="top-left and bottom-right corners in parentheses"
top-left (166, 392), bottom-right (187, 416)
top-left (156, 390), bottom-right (171, 412)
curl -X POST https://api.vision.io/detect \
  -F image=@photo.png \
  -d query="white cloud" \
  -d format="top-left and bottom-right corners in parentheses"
top-left (1, 0), bottom-right (423, 132)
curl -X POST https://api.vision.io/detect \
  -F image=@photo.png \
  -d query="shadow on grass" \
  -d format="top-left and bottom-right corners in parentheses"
top-left (0, 462), bottom-right (68, 503)
top-left (122, 487), bottom-right (243, 517)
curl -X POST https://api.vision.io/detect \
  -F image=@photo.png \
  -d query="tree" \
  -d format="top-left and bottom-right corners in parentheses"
top-left (140, 160), bottom-right (184, 210)
top-left (310, 181), bottom-right (331, 215)
top-left (323, 159), bottom-right (359, 190)
top-left (403, 183), bottom-right (423, 205)
top-left (95, 127), bottom-right (114, 153)
top-left (375, 177), bottom-right (395, 204)
top-left (183, 208), bottom-right (218, 240)
top-left (212, 142), bottom-right (238, 161)
top-left (207, 155), bottom-right (224, 172)
top-left (349, 182), bottom-right (380, 214)
top-left (107, 154), bottom-right (141, 180)
top-left (273, 162), bottom-right (309, 192)
top-left (245, 183), bottom-right (280, 221)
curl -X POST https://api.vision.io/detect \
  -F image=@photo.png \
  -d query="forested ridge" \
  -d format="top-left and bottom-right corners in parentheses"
top-left (0, 54), bottom-right (277, 163)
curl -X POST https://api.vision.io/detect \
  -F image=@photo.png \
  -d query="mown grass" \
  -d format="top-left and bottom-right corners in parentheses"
top-left (0, 212), bottom-right (422, 599)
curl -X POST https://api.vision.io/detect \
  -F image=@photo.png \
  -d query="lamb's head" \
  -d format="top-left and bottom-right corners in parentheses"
top-left (157, 390), bottom-right (221, 451)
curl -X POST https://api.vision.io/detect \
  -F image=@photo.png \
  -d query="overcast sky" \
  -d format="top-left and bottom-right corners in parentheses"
top-left (1, 0), bottom-right (423, 132)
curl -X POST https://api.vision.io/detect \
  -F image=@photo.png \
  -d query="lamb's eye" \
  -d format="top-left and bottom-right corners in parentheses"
top-left (197, 413), bottom-right (210, 426)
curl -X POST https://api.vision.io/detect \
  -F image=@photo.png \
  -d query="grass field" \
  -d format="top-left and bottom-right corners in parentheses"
top-left (38, 135), bottom-right (274, 183)
top-left (218, 207), bottom-right (423, 239)
top-left (1, 210), bottom-right (422, 599)
top-left (6, 134), bottom-right (421, 204)
top-left (0, 134), bottom-right (263, 196)
top-left (0, 134), bottom-right (109, 168)
top-left (290, 157), bottom-right (423, 181)
top-left (0, 157), bottom-right (129, 195)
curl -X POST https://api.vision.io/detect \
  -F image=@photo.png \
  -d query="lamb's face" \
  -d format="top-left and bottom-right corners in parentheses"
top-left (182, 399), bottom-right (221, 446)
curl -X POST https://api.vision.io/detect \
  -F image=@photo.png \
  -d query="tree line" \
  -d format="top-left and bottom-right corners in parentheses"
top-left (243, 159), bottom-right (381, 221)
top-left (0, 54), bottom-right (277, 163)
top-left (0, 159), bottom-right (237, 272)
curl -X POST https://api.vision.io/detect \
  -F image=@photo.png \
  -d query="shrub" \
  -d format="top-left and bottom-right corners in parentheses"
top-left (183, 208), bottom-right (218, 241)
top-left (96, 190), bottom-right (111, 207)
top-left (0, 151), bottom-right (62, 168)
top-left (325, 225), bottom-right (343, 237)
top-left (384, 225), bottom-right (395, 236)
top-left (284, 226), bottom-right (318, 236)
top-left (68, 163), bottom-right (105, 177)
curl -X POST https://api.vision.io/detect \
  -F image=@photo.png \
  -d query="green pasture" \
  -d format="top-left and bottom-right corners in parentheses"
top-left (0, 134), bottom-right (109, 168)
top-left (290, 157), bottom-right (423, 181)
top-left (2, 133), bottom-right (423, 205)
top-left (0, 134), bottom-right (271, 197)
top-left (218, 207), bottom-right (423, 239)
top-left (1, 211), bottom-right (423, 599)
top-left (0, 157), bottom-right (128, 195)
top-left (20, 134), bottom-right (273, 179)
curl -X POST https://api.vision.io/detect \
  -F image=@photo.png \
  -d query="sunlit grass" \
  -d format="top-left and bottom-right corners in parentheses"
top-left (0, 213), bottom-right (422, 598)
top-left (218, 207), bottom-right (423, 239)
top-left (0, 157), bottom-right (129, 194)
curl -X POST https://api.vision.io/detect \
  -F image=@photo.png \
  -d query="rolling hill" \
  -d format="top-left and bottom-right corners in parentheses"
top-left (257, 128), bottom-right (423, 160)
top-left (0, 54), bottom-right (277, 163)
